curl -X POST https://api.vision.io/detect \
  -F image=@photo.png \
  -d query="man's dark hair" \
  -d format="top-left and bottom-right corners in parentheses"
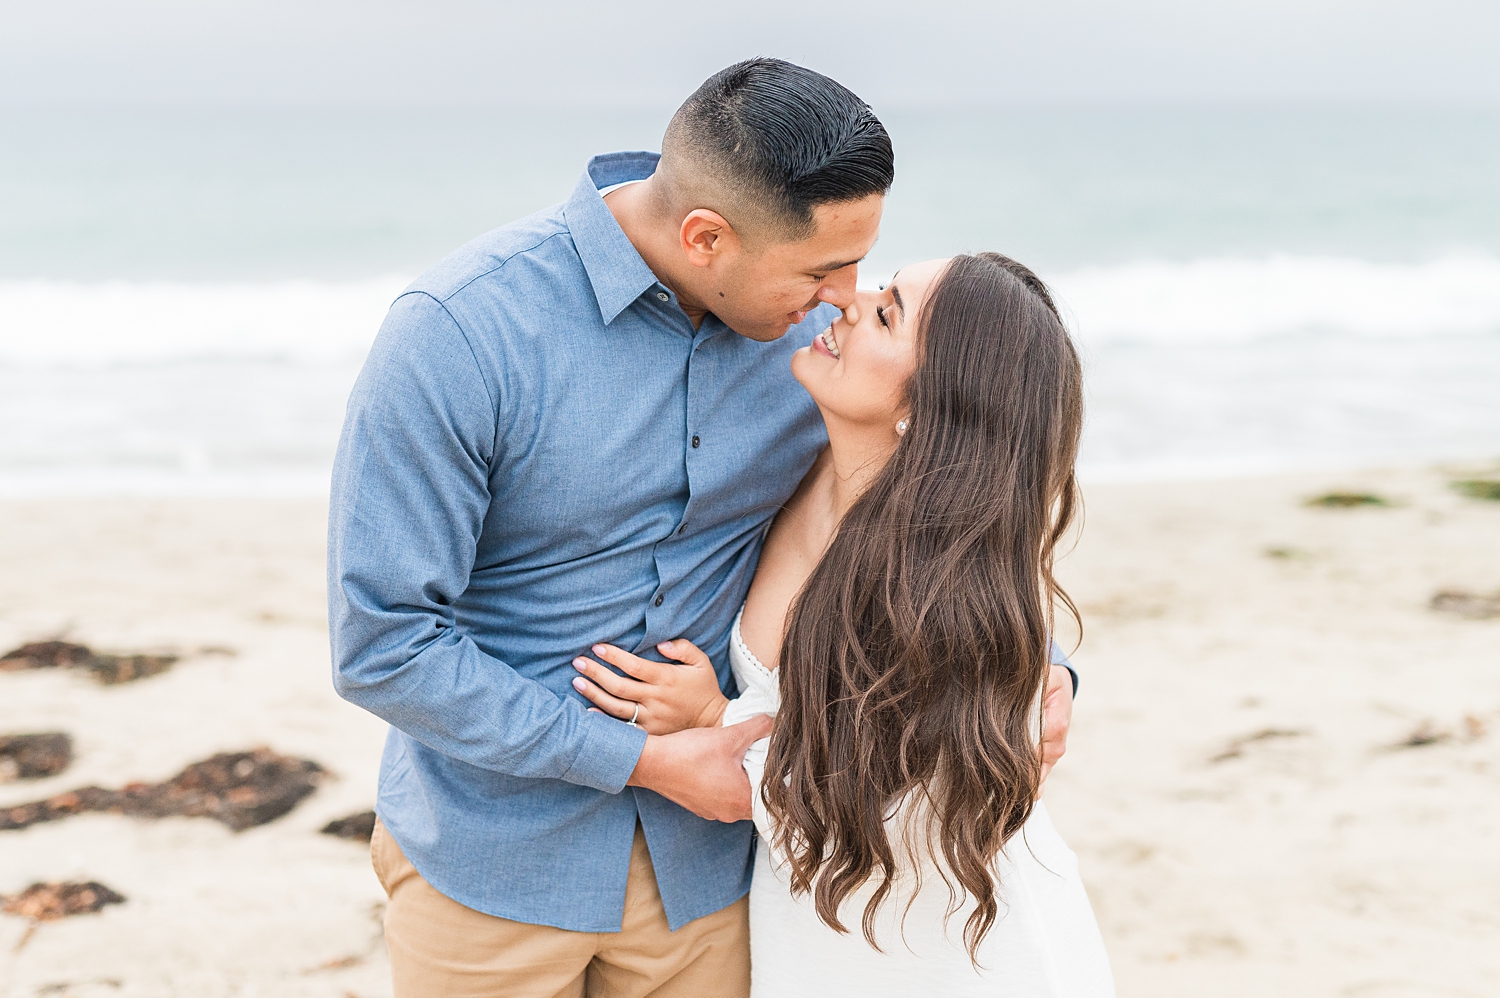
top-left (661, 58), bottom-right (894, 240)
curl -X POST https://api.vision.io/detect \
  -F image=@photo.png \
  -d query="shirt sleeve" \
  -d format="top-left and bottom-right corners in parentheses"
top-left (327, 291), bottom-right (646, 793)
top-left (1051, 640), bottom-right (1080, 697)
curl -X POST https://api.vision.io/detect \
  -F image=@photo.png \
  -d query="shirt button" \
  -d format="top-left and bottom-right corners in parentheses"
top-left (653, 593), bottom-right (665, 607)
top-left (691, 435), bottom-right (700, 448)
top-left (656, 291), bottom-right (670, 302)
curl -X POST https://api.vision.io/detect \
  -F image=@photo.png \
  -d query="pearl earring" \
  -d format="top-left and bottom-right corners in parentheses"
top-left (896, 420), bottom-right (908, 435)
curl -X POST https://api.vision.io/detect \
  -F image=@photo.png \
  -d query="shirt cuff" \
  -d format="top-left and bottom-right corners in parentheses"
top-left (560, 708), bottom-right (650, 794)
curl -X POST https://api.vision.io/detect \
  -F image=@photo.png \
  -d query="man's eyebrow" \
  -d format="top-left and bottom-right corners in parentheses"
top-left (811, 255), bottom-right (865, 273)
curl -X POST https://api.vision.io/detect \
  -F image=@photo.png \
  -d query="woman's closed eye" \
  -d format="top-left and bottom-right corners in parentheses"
top-left (875, 275), bottom-right (904, 330)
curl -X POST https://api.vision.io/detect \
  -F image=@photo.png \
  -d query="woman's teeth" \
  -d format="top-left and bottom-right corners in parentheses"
top-left (820, 326), bottom-right (840, 358)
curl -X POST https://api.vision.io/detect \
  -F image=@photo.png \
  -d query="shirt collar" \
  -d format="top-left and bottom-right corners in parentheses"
top-left (564, 152), bottom-right (664, 326)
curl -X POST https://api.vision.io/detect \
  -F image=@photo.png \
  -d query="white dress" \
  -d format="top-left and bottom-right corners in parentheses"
top-left (721, 609), bottom-right (1116, 997)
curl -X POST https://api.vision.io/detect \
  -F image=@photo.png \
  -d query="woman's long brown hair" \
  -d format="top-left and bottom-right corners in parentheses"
top-left (762, 252), bottom-right (1084, 960)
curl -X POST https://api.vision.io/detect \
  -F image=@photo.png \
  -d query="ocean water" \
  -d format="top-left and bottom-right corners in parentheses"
top-left (2, 106), bottom-right (1498, 494)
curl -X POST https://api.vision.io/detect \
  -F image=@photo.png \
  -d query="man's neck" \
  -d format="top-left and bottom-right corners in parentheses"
top-left (603, 178), bottom-right (712, 330)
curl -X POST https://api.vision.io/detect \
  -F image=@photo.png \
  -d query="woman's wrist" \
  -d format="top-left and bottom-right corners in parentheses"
top-left (694, 694), bottom-right (730, 729)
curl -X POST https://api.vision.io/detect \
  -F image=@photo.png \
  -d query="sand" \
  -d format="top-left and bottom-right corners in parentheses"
top-left (1047, 464), bottom-right (1500, 998)
top-left (1, 465), bottom-right (1497, 997)
top-left (0, 500), bottom-right (389, 998)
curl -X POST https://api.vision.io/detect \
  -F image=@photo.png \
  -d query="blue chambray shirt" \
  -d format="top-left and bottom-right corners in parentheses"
top-left (328, 151), bottom-right (835, 932)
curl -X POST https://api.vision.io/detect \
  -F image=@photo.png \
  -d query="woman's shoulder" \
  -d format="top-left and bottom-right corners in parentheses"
top-left (729, 608), bottom-right (778, 695)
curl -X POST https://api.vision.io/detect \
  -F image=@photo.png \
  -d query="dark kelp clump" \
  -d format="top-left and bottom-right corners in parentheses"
top-left (1451, 479), bottom-right (1500, 502)
top-left (0, 642), bottom-right (94, 668)
top-left (2, 881), bottom-right (126, 921)
top-left (0, 641), bottom-right (177, 685)
top-left (0, 733), bottom-right (73, 782)
top-left (87, 654), bottom-right (178, 684)
top-left (0, 748), bottom-right (325, 833)
top-left (1431, 590), bottom-right (1500, 620)
top-left (1388, 716), bottom-right (1488, 750)
top-left (1304, 492), bottom-right (1389, 509)
top-left (1209, 727), bottom-right (1307, 763)
top-left (320, 810), bottom-right (377, 842)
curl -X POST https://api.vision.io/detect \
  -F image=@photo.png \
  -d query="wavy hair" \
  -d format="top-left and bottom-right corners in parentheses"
top-left (761, 252), bottom-right (1084, 959)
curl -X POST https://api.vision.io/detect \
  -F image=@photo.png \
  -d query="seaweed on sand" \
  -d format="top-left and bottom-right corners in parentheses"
top-left (2, 881), bottom-right (126, 921)
top-left (1209, 727), bottom-right (1307, 763)
top-left (0, 640), bottom-right (178, 685)
top-left (0, 733), bottom-right (73, 782)
top-left (2, 880), bottom-right (128, 952)
top-left (1451, 479), bottom-right (1500, 502)
top-left (320, 810), bottom-right (377, 842)
top-left (0, 641), bottom-right (94, 669)
top-left (1431, 590), bottom-right (1500, 620)
top-left (0, 747), bottom-right (326, 833)
top-left (1303, 492), bottom-right (1389, 508)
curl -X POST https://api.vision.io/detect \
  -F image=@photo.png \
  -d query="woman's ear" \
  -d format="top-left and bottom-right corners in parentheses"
top-left (679, 209), bottom-right (738, 268)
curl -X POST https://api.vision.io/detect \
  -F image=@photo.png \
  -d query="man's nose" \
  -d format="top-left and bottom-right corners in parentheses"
top-left (815, 266), bottom-right (859, 309)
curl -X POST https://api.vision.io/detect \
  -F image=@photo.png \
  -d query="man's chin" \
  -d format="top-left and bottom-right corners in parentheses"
top-left (733, 320), bottom-right (794, 343)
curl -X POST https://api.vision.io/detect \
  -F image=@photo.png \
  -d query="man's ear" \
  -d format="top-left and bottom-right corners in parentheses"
top-left (680, 209), bottom-right (740, 268)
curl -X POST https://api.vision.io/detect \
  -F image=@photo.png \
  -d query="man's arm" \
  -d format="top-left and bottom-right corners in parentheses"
top-left (628, 715), bottom-right (773, 823)
top-left (327, 292), bottom-right (645, 794)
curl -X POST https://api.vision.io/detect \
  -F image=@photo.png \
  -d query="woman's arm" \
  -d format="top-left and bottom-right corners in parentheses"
top-left (572, 640), bottom-right (730, 734)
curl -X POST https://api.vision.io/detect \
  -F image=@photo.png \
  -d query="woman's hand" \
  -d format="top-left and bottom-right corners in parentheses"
top-left (572, 639), bottom-right (730, 735)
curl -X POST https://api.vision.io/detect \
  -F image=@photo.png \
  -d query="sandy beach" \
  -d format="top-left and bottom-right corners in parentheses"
top-left (1, 464), bottom-right (1497, 997)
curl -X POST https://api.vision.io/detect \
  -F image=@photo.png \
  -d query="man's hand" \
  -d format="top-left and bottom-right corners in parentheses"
top-left (627, 714), bottom-right (773, 822)
top-left (1040, 663), bottom-right (1074, 785)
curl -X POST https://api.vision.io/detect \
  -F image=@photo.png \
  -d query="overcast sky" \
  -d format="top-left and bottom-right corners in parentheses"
top-left (3, 0), bottom-right (1497, 107)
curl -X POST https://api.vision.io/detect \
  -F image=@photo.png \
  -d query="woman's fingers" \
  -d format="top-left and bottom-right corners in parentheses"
top-left (591, 644), bottom-right (666, 682)
top-left (573, 655), bottom-right (649, 699)
top-left (574, 638), bottom-right (724, 735)
top-left (657, 638), bottom-right (711, 669)
top-left (572, 675), bottom-right (637, 720)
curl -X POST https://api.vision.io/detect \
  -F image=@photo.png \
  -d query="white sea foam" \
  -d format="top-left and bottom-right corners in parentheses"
top-left (1049, 254), bottom-right (1500, 343)
top-left (0, 276), bottom-right (410, 365)
top-left (2, 256), bottom-right (1499, 367)
top-left (2, 257), bottom-right (1497, 495)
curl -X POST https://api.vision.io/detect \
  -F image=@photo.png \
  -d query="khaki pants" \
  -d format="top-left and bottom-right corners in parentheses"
top-left (371, 819), bottom-right (750, 998)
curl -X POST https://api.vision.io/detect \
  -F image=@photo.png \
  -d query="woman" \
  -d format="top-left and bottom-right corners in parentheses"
top-left (572, 254), bottom-right (1115, 996)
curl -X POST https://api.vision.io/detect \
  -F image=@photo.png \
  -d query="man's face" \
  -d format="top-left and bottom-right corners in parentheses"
top-left (708, 195), bottom-right (884, 342)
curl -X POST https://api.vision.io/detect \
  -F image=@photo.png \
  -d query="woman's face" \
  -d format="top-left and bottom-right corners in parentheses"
top-left (791, 257), bottom-right (950, 430)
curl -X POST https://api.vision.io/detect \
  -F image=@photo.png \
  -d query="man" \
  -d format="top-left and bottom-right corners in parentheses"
top-left (329, 57), bottom-right (1075, 997)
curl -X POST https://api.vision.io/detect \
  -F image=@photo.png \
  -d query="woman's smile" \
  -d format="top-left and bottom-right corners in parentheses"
top-left (812, 324), bottom-right (841, 359)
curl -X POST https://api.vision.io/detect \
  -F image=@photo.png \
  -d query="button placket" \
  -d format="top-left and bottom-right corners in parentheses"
top-left (651, 327), bottom-right (699, 630)
top-left (656, 317), bottom-right (714, 620)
